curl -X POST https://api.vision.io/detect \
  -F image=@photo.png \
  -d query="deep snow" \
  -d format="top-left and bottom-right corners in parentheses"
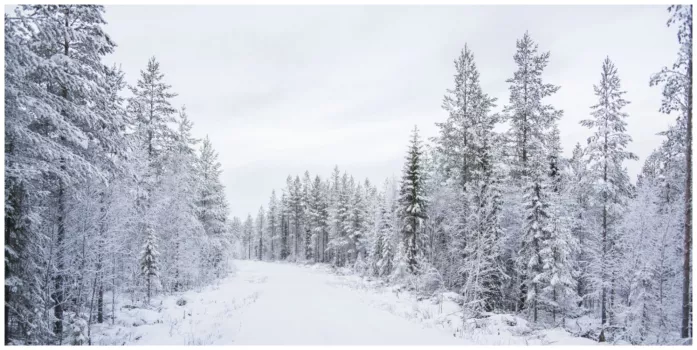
top-left (92, 260), bottom-right (597, 345)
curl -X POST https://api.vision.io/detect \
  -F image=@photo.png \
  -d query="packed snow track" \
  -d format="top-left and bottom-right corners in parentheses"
top-left (96, 260), bottom-right (465, 345)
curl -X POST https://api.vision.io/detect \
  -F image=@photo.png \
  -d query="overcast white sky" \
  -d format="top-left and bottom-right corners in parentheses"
top-left (95, 5), bottom-right (679, 220)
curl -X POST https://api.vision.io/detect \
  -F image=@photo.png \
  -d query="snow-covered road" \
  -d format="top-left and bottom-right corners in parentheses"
top-left (95, 260), bottom-right (596, 345)
top-left (230, 260), bottom-right (463, 345)
top-left (99, 260), bottom-right (465, 345)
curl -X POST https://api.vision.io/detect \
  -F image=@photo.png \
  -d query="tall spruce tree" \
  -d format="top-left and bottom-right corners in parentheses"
top-left (503, 32), bottom-right (563, 321)
top-left (581, 57), bottom-right (637, 341)
top-left (398, 126), bottom-right (427, 275)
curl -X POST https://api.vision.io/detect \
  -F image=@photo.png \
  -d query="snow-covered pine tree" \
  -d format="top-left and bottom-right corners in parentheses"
top-left (581, 57), bottom-right (638, 341)
top-left (398, 126), bottom-right (427, 276)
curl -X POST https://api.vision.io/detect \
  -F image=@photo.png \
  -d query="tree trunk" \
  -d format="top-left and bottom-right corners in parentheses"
top-left (682, 25), bottom-right (693, 339)
top-left (53, 10), bottom-right (72, 343)
top-left (53, 180), bottom-right (65, 344)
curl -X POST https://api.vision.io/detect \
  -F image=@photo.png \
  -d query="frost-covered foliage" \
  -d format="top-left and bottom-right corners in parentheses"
top-left (5, 6), bottom-right (233, 345)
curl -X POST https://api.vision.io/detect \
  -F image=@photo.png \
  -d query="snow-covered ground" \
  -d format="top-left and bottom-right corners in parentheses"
top-left (92, 260), bottom-right (597, 345)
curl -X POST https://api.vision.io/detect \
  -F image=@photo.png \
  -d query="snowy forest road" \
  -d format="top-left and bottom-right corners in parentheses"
top-left (109, 260), bottom-right (466, 345)
top-left (218, 260), bottom-right (464, 345)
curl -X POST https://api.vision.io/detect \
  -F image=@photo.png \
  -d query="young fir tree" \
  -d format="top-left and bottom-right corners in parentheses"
top-left (196, 136), bottom-right (229, 274)
top-left (140, 226), bottom-right (160, 304)
top-left (581, 57), bottom-right (637, 341)
top-left (398, 126), bottom-right (427, 275)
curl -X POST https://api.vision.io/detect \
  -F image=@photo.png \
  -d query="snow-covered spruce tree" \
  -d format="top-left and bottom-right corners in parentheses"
top-left (279, 190), bottom-right (290, 260)
top-left (398, 126), bottom-right (427, 276)
top-left (140, 226), bottom-right (160, 304)
top-left (539, 125), bottom-right (580, 324)
top-left (302, 171), bottom-right (313, 261)
top-left (348, 181), bottom-right (368, 268)
top-left (650, 5), bottom-right (692, 339)
top-left (165, 107), bottom-right (201, 291)
top-left (567, 143), bottom-right (594, 310)
top-left (329, 173), bottom-right (351, 267)
top-left (437, 44), bottom-right (505, 314)
top-left (128, 56), bottom-right (178, 168)
top-left (374, 179), bottom-right (398, 278)
top-left (267, 191), bottom-right (279, 261)
top-left (256, 206), bottom-right (265, 260)
top-left (502, 32), bottom-right (563, 321)
top-left (196, 136), bottom-right (230, 274)
top-left (288, 176), bottom-right (303, 260)
top-left (308, 175), bottom-right (330, 263)
top-left (581, 57), bottom-right (637, 342)
top-left (361, 179), bottom-right (379, 276)
top-left (325, 166), bottom-right (342, 264)
top-left (244, 214), bottom-right (254, 260)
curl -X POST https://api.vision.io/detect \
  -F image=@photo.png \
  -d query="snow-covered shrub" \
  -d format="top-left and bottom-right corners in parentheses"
top-left (416, 266), bottom-right (444, 296)
top-left (67, 313), bottom-right (89, 345)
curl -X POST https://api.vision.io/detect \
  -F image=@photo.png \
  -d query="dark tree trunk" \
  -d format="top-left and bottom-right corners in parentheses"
top-left (682, 16), bottom-right (693, 338)
top-left (53, 181), bottom-right (65, 344)
top-left (4, 179), bottom-right (23, 345)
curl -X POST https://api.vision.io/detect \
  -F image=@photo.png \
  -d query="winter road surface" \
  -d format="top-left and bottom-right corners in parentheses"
top-left (106, 260), bottom-right (465, 345)
top-left (228, 260), bottom-right (463, 345)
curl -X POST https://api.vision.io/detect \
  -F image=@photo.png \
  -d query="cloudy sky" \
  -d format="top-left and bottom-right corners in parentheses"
top-left (99, 5), bottom-right (679, 220)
